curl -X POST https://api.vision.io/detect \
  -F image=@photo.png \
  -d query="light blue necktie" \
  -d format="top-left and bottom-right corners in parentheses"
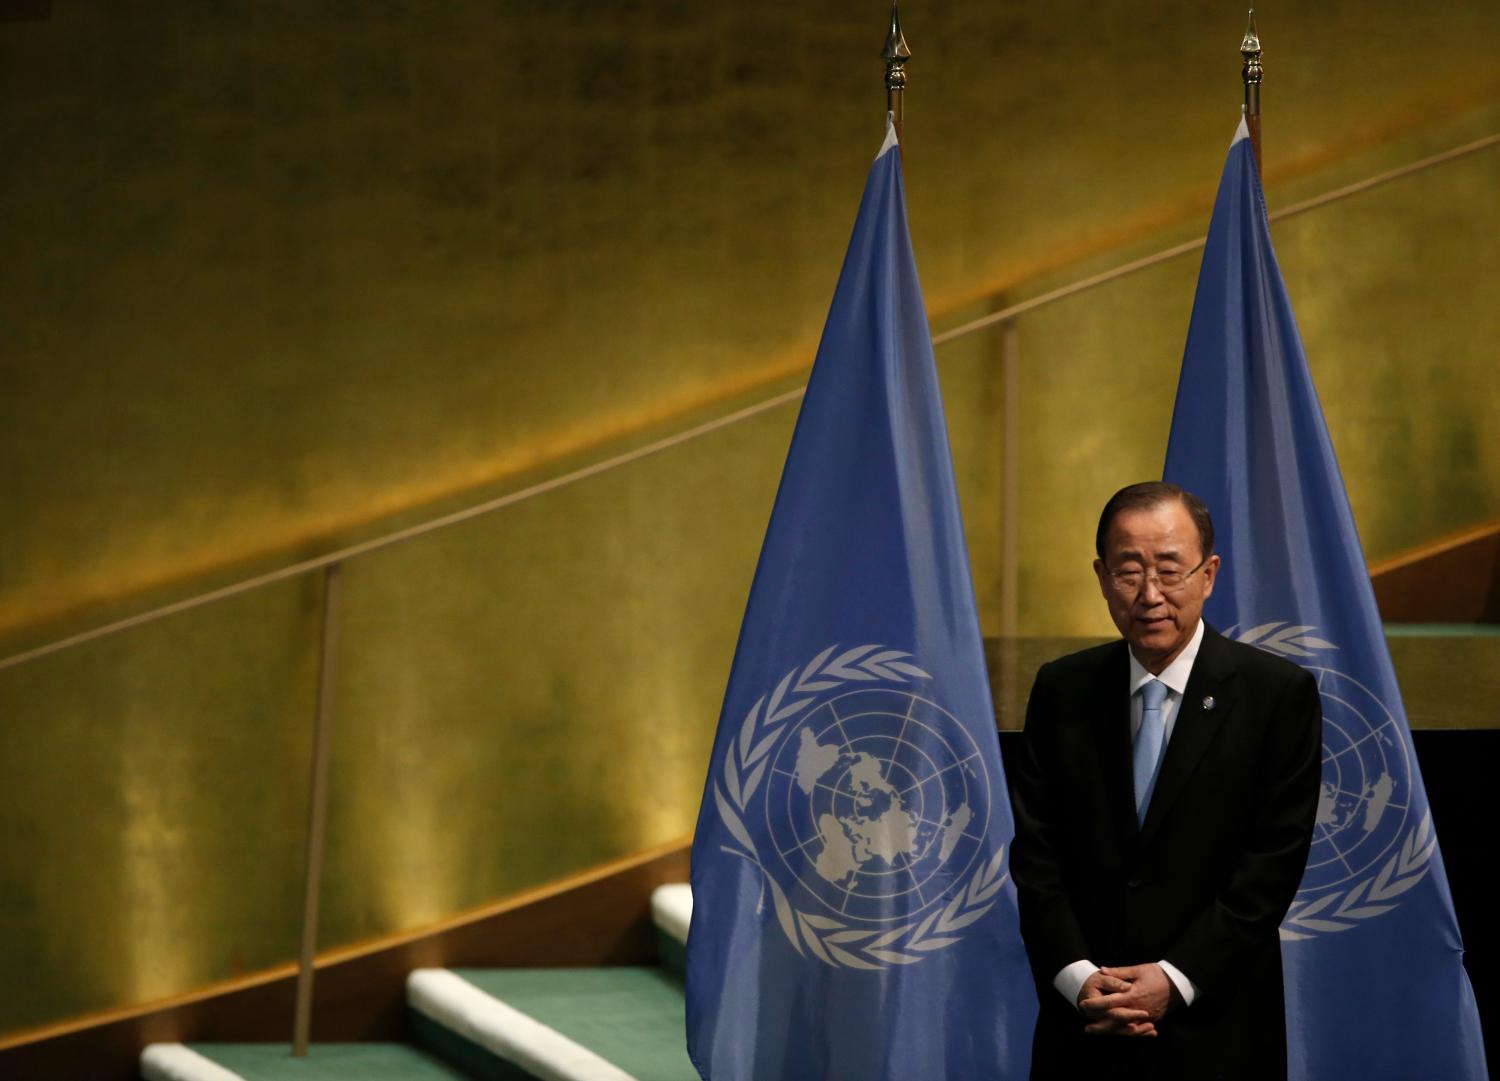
top-left (1133, 678), bottom-right (1169, 824)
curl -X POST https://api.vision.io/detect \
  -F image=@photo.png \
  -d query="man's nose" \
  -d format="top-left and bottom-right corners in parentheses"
top-left (1137, 577), bottom-right (1167, 603)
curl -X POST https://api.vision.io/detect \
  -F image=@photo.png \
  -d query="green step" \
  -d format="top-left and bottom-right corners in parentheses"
top-left (408, 967), bottom-right (696, 1081)
top-left (651, 884), bottom-right (691, 978)
top-left (142, 1042), bottom-right (471, 1080)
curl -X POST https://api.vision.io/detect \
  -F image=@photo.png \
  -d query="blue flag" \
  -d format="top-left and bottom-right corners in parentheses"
top-left (685, 121), bottom-right (1037, 1081)
top-left (1164, 118), bottom-right (1488, 1081)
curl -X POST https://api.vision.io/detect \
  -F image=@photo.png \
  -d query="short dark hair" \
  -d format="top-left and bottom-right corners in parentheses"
top-left (1095, 481), bottom-right (1215, 560)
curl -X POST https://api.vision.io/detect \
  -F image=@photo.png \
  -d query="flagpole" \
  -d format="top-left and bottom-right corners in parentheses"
top-left (882, 3), bottom-right (910, 143)
top-left (1241, 9), bottom-right (1263, 172)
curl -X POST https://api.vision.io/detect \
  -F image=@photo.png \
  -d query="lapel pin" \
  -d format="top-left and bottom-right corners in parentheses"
top-left (1202, 695), bottom-right (1215, 711)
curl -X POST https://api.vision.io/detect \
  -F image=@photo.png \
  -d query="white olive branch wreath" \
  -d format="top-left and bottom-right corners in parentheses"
top-left (715, 644), bottom-right (1009, 968)
top-left (1233, 622), bottom-right (1436, 940)
top-left (1281, 811), bottom-right (1435, 939)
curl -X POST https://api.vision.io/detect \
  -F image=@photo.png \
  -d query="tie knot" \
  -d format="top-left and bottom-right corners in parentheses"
top-left (1141, 678), bottom-right (1168, 711)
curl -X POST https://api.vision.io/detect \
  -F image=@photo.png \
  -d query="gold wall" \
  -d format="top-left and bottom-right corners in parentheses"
top-left (1, 0), bottom-right (1497, 1037)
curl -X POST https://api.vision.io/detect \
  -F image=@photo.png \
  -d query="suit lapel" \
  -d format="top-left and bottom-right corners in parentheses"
top-left (1092, 642), bottom-right (1138, 842)
top-left (1138, 624), bottom-right (1237, 843)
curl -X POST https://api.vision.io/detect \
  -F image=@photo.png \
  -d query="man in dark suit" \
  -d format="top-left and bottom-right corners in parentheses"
top-left (1008, 482), bottom-right (1322, 1081)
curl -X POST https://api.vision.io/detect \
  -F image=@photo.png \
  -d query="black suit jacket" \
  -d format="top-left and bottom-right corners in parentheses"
top-left (1008, 625), bottom-right (1322, 1081)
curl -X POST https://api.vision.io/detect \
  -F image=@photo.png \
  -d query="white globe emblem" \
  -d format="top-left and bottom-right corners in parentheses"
top-left (763, 687), bottom-right (991, 924)
top-left (1230, 622), bottom-right (1434, 938)
top-left (1301, 664), bottom-right (1411, 896)
top-left (715, 644), bottom-right (1012, 965)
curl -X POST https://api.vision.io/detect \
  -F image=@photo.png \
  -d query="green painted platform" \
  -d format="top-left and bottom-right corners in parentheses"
top-left (655, 928), bottom-right (686, 979)
top-left (183, 1043), bottom-right (471, 1080)
top-left (147, 886), bottom-right (698, 1081)
top-left (412, 968), bottom-right (696, 1081)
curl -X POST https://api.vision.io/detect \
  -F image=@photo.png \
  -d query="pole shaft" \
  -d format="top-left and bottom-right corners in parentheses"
top-left (293, 562), bottom-right (342, 1057)
top-left (996, 318), bottom-right (1022, 729)
top-left (999, 321), bottom-right (1021, 642)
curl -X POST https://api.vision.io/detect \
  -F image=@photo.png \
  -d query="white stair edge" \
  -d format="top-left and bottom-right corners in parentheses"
top-left (140, 1043), bottom-right (246, 1081)
top-left (650, 883), bottom-right (692, 946)
top-left (408, 968), bottom-right (637, 1081)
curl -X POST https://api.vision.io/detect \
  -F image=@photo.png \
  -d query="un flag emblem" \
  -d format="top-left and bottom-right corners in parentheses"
top-left (712, 645), bottom-right (1011, 969)
top-left (764, 687), bottom-right (989, 925)
top-left (1230, 623), bottom-right (1437, 939)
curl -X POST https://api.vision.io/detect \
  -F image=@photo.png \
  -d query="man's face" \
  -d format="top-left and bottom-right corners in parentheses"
top-left (1094, 499), bottom-right (1220, 674)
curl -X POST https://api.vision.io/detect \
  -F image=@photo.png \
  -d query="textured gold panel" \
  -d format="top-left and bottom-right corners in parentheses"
top-left (983, 113), bottom-right (1500, 636)
top-left (1, 0), bottom-right (1498, 1038)
top-left (0, 582), bottom-right (321, 1030)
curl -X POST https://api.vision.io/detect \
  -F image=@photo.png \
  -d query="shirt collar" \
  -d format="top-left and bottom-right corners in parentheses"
top-left (1128, 618), bottom-right (1205, 698)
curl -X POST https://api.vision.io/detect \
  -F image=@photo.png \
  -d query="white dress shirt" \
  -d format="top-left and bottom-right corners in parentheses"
top-left (1053, 619), bottom-right (1205, 1011)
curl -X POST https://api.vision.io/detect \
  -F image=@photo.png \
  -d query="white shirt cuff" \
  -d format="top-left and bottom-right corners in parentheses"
top-left (1053, 959), bottom-right (1099, 1010)
top-left (1158, 959), bottom-right (1198, 1006)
